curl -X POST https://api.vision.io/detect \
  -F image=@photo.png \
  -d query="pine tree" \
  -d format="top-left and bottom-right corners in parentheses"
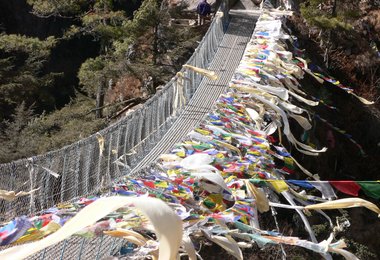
top-left (300, 0), bottom-right (363, 67)
top-left (26, 0), bottom-right (169, 118)
top-left (0, 102), bottom-right (35, 162)
top-left (0, 34), bottom-right (59, 121)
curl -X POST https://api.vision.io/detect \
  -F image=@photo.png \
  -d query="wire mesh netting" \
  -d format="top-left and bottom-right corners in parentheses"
top-left (25, 236), bottom-right (126, 260)
top-left (0, 0), bottom-right (230, 226)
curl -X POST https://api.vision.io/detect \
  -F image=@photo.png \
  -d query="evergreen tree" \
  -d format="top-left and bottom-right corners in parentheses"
top-left (0, 0), bottom-right (201, 161)
top-left (300, 0), bottom-right (357, 31)
top-left (0, 34), bottom-right (59, 121)
top-left (26, 0), bottom-right (89, 17)
top-left (0, 102), bottom-right (35, 162)
top-left (299, 0), bottom-right (365, 67)
top-left (28, 0), bottom-right (164, 118)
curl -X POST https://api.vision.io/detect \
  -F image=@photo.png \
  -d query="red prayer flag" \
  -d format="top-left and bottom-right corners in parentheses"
top-left (142, 180), bottom-right (155, 189)
top-left (329, 181), bottom-right (361, 196)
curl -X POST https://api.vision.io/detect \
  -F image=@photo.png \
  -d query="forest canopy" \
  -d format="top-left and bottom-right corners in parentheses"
top-left (0, 34), bottom-right (59, 121)
top-left (0, 0), bottom-right (204, 162)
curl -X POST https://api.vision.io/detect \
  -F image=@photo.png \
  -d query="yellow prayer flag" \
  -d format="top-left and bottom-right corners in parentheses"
top-left (268, 180), bottom-right (288, 193)
top-left (14, 229), bottom-right (43, 244)
top-left (283, 157), bottom-right (294, 166)
top-left (176, 151), bottom-right (185, 157)
top-left (216, 153), bottom-right (225, 159)
top-left (195, 128), bottom-right (210, 135)
top-left (155, 182), bottom-right (169, 188)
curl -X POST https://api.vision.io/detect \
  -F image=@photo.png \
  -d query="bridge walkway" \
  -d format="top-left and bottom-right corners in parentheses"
top-left (130, 13), bottom-right (258, 175)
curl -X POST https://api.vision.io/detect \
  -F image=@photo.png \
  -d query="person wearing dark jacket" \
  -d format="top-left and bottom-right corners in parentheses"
top-left (197, 0), bottom-right (211, 25)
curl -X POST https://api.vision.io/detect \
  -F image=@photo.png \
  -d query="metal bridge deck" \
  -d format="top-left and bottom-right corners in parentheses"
top-left (130, 14), bottom-right (257, 175)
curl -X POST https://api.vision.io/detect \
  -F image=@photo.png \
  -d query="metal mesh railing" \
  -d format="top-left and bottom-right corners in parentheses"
top-left (25, 236), bottom-right (126, 260)
top-left (0, 2), bottom-right (230, 223)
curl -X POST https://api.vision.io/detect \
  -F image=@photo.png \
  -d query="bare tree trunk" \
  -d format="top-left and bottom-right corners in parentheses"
top-left (319, 30), bottom-right (323, 47)
top-left (324, 47), bottom-right (329, 68)
top-left (153, 24), bottom-right (159, 65)
top-left (332, 0), bottom-right (337, 17)
top-left (95, 79), bottom-right (105, 119)
top-left (324, 30), bottom-right (331, 68)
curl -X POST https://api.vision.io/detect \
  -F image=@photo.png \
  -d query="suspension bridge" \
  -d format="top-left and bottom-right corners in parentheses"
top-left (1, 0), bottom-right (377, 259)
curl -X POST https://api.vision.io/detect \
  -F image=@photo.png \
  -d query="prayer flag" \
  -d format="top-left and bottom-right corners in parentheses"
top-left (309, 181), bottom-right (337, 200)
top-left (268, 180), bottom-right (288, 193)
top-left (287, 180), bottom-right (314, 189)
top-left (329, 181), bottom-right (361, 196)
top-left (357, 182), bottom-right (380, 200)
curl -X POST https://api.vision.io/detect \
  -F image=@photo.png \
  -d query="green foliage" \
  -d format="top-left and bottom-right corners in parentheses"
top-left (129, 0), bottom-right (160, 29)
top-left (312, 16), bottom-right (352, 30)
top-left (0, 34), bottom-right (60, 121)
top-left (345, 239), bottom-right (378, 259)
top-left (0, 0), bottom-right (203, 162)
top-left (113, 0), bottom-right (161, 56)
top-left (3, 102), bottom-right (35, 136)
top-left (78, 56), bottom-right (108, 96)
top-left (78, 0), bottom-right (163, 96)
top-left (300, 0), bottom-right (356, 31)
top-left (311, 223), bottom-right (329, 237)
top-left (0, 102), bottom-right (36, 162)
top-left (24, 96), bottom-right (106, 151)
top-left (29, 0), bottom-right (163, 98)
top-left (0, 34), bottom-right (56, 70)
top-left (26, 0), bottom-right (88, 17)
top-left (81, 10), bottom-right (126, 40)
top-left (0, 96), bottom-right (106, 163)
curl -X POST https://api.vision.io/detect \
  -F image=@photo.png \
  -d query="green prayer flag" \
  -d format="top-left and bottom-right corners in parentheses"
top-left (234, 221), bottom-right (252, 232)
top-left (35, 220), bottom-right (42, 230)
top-left (193, 144), bottom-right (213, 150)
top-left (248, 233), bottom-right (276, 247)
top-left (249, 179), bottom-right (266, 186)
top-left (357, 181), bottom-right (380, 199)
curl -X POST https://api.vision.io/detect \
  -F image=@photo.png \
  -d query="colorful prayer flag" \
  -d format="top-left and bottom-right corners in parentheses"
top-left (357, 182), bottom-right (380, 200)
top-left (329, 181), bottom-right (361, 197)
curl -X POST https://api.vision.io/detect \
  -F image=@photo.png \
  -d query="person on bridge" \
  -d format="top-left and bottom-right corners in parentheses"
top-left (197, 0), bottom-right (211, 25)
